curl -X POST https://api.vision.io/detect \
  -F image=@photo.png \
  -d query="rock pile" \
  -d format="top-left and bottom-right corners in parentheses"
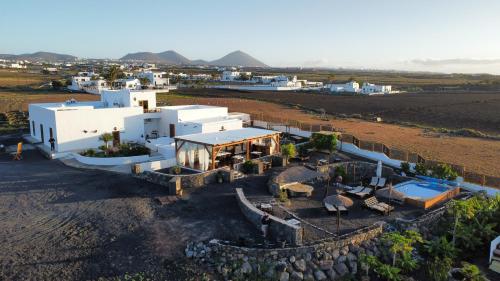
top-left (185, 238), bottom-right (383, 280)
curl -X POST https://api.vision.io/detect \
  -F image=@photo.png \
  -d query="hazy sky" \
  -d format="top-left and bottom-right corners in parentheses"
top-left (2, 0), bottom-right (500, 74)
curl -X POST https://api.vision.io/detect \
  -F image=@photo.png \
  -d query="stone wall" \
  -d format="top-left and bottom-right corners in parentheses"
top-left (133, 168), bottom-right (234, 190)
top-left (235, 188), bottom-right (303, 246)
top-left (185, 222), bottom-right (385, 280)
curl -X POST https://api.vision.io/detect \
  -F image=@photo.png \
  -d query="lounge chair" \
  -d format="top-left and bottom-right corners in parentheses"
top-left (346, 186), bottom-right (365, 196)
top-left (376, 178), bottom-right (386, 188)
top-left (369, 177), bottom-right (379, 187)
top-left (363, 196), bottom-right (394, 215)
top-left (324, 202), bottom-right (348, 215)
top-left (355, 187), bottom-right (373, 198)
top-left (11, 142), bottom-right (23, 160)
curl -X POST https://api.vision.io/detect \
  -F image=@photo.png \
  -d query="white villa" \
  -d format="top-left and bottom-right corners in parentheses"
top-left (111, 78), bottom-right (141, 90)
top-left (28, 89), bottom-right (278, 171)
top-left (327, 81), bottom-right (360, 93)
top-left (361, 82), bottom-right (392, 94)
top-left (137, 70), bottom-right (169, 88)
top-left (68, 72), bottom-right (109, 95)
top-left (221, 71), bottom-right (252, 81)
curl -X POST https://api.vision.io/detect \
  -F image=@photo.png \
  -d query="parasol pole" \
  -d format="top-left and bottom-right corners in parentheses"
top-left (336, 205), bottom-right (340, 241)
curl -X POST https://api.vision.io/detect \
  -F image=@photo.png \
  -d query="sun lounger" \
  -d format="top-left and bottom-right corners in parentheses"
top-left (346, 186), bottom-right (365, 195)
top-left (324, 203), bottom-right (348, 215)
top-left (355, 187), bottom-right (373, 198)
top-left (376, 178), bottom-right (386, 188)
top-left (369, 177), bottom-right (379, 187)
top-left (363, 196), bottom-right (394, 215)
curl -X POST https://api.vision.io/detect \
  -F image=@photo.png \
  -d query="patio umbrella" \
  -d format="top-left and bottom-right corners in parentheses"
top-left (323, 194), bottom-right (354, 208)
top-left (376, 160), bottom-right (383, 178)
top-left (376, 186), bottom-right (406, 202)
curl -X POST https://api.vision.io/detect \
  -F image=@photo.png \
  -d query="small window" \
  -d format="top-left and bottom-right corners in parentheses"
top-left (32, 121), bottom-right (36, 136)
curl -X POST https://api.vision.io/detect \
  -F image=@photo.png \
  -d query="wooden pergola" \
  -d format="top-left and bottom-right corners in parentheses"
top-left (175, 131), bottom-right (281, 170)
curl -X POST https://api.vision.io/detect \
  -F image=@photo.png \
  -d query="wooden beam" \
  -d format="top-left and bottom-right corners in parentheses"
top-left (246, 140), bottom-right (251, 160)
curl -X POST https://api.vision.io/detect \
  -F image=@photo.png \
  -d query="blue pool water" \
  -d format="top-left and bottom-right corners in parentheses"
top-left (394, 180), bottom-right (450, 199)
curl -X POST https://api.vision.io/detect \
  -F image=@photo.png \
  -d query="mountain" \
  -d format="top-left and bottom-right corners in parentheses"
top-left (209, 50), bottom-right (268, 67)
top-left (0, 51), bottom-right (77, 61)
top-left (120, 50), bottom-right (268, 67)
top-left (121, 50), bottom-right (191, 65)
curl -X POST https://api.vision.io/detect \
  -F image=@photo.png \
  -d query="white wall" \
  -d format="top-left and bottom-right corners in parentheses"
top-left (53, 107), bottom-right (145, 152)
top-left (28, 105), bottom-right (57, 151)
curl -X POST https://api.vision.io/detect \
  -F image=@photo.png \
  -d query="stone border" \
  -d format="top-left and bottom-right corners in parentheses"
top-left (72, 152), bottom-right (149, 166)
top-left (235, 188), bottom-right (303, 246)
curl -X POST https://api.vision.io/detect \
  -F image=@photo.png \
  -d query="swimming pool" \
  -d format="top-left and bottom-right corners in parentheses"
top-left (393, 179), bottom-right (460, 209)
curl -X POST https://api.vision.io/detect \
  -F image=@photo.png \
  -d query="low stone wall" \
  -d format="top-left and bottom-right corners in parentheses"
top-left (133, 168), bottom-right (234, 190)
top-left (185, 222), bottom-right (385, 280)
top-left (235, 188), bottom-right (303, 246)
top-left (73, 152), bottom-right (150, 166)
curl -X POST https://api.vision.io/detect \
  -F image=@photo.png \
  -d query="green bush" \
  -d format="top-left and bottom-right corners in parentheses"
top-left (242, 160), bottom-right (257, 174)
top-left (334, 165), bottom-right (347, 178)
top-left (169, 165), bottom-right (181, 175)
top-left (415, 163), bottom-right (428, 175)
top-left (82, 148), bottom-right (96, 157)
top-left (425, 257), bottom-right (453, 281)
top-left (310, 133), bottom-right (337, 152)
top-left (400, 162), bottom-right (411, 174)
top-left (278, 189), bottom-right (288, 203)
top-left (431, 164), bottom-right (458, 180)
top-left (455, 262), bottom-right (486, 281)
top-left (281, 143), bottom-right (296, 163)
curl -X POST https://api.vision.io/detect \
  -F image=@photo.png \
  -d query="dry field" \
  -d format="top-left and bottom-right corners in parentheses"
top-left (158, 92), bottom-right (500, 177)
top-left (0, 69), bottom-right (57, 87)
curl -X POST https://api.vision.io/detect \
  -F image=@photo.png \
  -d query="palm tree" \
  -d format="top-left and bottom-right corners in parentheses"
top-left (99, 133), bottom-right (114, 149)
top-left (281, 143), bottom-right (296, 165)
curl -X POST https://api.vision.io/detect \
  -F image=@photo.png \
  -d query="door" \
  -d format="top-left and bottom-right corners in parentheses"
top-left (139, 100), bottom-right (149, 111)
top-left (40, 124), bottom-right (44, 143)
top-left (169, 124), bottom-right (175, 137)
top-left (112, 131), bottom-right (120, 146)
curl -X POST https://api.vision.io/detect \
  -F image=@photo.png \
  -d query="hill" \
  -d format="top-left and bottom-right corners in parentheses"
top-left (209, 50), bottom-right (268, 67)
top-left (120, 50), bottom-right (268, 67)
top-left (0, 51), bottom-right (77, 61)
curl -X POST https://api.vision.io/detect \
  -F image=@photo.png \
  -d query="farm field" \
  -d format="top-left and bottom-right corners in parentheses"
top-left (158, 92), bottom-right (500, 177)
top-left (174, 88), bottom-right (500, 135)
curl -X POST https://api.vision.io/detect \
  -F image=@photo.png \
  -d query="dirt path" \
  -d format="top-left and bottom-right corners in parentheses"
top-left (160, 94), bottom-right (500, 177)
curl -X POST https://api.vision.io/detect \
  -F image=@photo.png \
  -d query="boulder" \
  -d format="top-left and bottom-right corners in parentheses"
top-left (326, 268), bottom-right (337, 280)
top-left (313, 270), bottom-right (327, 281)
top-left (241, 261), bottom-right (252, 274)
top-left (289, 256), bottom-right (296, 263)
top-left (331, 249), bottom-right (340, 260)
top-left (334, 263), bottom-right (349, 277)
top-left (347, 253), bottom-right (357, 262)
top-left (290, 271), bottom-right (304, 281)
top-left (279, 271), bottom-right (290, 281)
top-left (319, 260), bottom-right (333, 271)
top-left (294, 259), bottom-right (307, 272)
top-left (336, 255), bottom-right (347, 264)
top-left (304, 272), bottom-right (315, 281)
top-left (347, 260), bottom-right (358, 275)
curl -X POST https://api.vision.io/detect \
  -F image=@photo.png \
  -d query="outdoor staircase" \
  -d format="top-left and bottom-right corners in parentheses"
top-left (233, 170), bottom-right (245, 180)
top-left (490, 243), bottom-right (500, 273)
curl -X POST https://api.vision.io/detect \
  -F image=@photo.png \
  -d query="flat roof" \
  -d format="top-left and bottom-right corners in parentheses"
top-left (175, 128), bottom-right (279, 146)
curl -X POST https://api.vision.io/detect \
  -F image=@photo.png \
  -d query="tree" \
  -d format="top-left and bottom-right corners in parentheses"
top-left (99, 133), bottom-right (114, 149)
top-left (381, 230), bottom-right (422, 268)
top-left (138, 77), bottom-right (151, 88)
top-left (239, 73), bottom-right (250, 81)
top-left (51, 80), bottom-right (65, 89)
top-left (281, 143), bottom-right (296, 164)
top-left (311, 133), bottom-right (337, 161)
top-left (104, 66), bottom-right (124, 89)
top-left (432, 164), bottom-right (458, 180)
top-left (400, 162), bottom-right (411, 174)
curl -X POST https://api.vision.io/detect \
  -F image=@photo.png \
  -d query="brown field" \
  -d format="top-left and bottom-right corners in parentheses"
top-left (0, 69), bottom-right (59, 87)
top-left (174, 88), bottom-right (500, 135)
top-left (0, 90), bottom-right (99, 112)
top-left (158, 92), bottom-right (500, 177)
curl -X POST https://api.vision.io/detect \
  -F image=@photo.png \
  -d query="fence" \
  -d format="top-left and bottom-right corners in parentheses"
top-left (249, 113), bottom-right (500, 189)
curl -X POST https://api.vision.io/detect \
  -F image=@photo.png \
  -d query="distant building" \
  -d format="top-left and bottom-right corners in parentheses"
top-left (112, 78), bottom-right (141, 90)
top-left (361, 82), bottom-right (392, 94)
top-left (221, 71), bottom-right (252, 81)
top-left (137, 70), bottom-right (169, 88)
top-left (9, 63), bottom-right (27, 69)
top-left (327, 81), bottom-right (360, 93)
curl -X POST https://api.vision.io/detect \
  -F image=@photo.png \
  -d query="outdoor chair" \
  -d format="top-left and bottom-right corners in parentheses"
top-left (324, 202), bottom-right (348, 215)
top-left (363, 196), bottom-right (394, 215)
top-left (11, 142), bottom-right (23, 160)
top-left (346, 186), bottom-right (365, 196)
top-left (369, 177), bottom-right (379, 187)
top-left (376, 178), bottom-right (386, 188)
top-left (355, 187), bottom-right (373, 198)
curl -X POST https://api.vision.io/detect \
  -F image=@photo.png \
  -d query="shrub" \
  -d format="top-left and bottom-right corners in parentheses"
top-left (127, 145), bottom-right (150, 156)
top-left (425, 257), bottom-right (453, 281)
top-left (310, 132), bottom-right (337, 153)
top-left (400, 162), bottom-right (411, 174)
top-left (334, 165), bottom-right (347, 178)
top-left (453, 262), bottom-right (486, 281)
top-left (374, 263), bottom-right (402, 281)
top-left (169, 165), bottom-right (181, 175)
top-left (431, 164), bottom-right (458, 180)
top-left (278, 189), bottom-right (288, 202)
top-left (83, 148), bottom-right (96, 157)
top-left (281, 143), bottom-right (296, 163)
top-left (242, 160), bottom-right (257, 174)
top-left (415, 163), bottom-right (428, 175)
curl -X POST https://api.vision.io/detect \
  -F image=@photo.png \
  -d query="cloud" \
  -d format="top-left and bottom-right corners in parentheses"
top-left (410, 58), bottom-right (500, 66)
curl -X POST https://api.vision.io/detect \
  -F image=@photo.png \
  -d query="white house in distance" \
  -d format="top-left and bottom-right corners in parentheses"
top-left (221, 71), bottom-right (252, 81)
top-left (28, 89), bottom-right (278, 171)
top-left (111, 78), bottom-right (141, 90)
top-left (137, 70), bottom-right (169, 88)
top-left (361, 82), bottom-right (392, 94)
top-left (327, 81), bottom-right (360, 93)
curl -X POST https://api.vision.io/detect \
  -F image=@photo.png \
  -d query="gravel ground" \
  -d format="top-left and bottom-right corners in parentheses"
top-left (0, 149), bottom-right (257, 280)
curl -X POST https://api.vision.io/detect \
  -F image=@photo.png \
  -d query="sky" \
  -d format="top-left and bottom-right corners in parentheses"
top-left (1, 0), bottom-right (500, 74)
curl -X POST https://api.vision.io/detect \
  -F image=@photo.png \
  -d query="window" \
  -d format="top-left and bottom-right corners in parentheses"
top-left (32, 121), bottom-right (35, 136)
